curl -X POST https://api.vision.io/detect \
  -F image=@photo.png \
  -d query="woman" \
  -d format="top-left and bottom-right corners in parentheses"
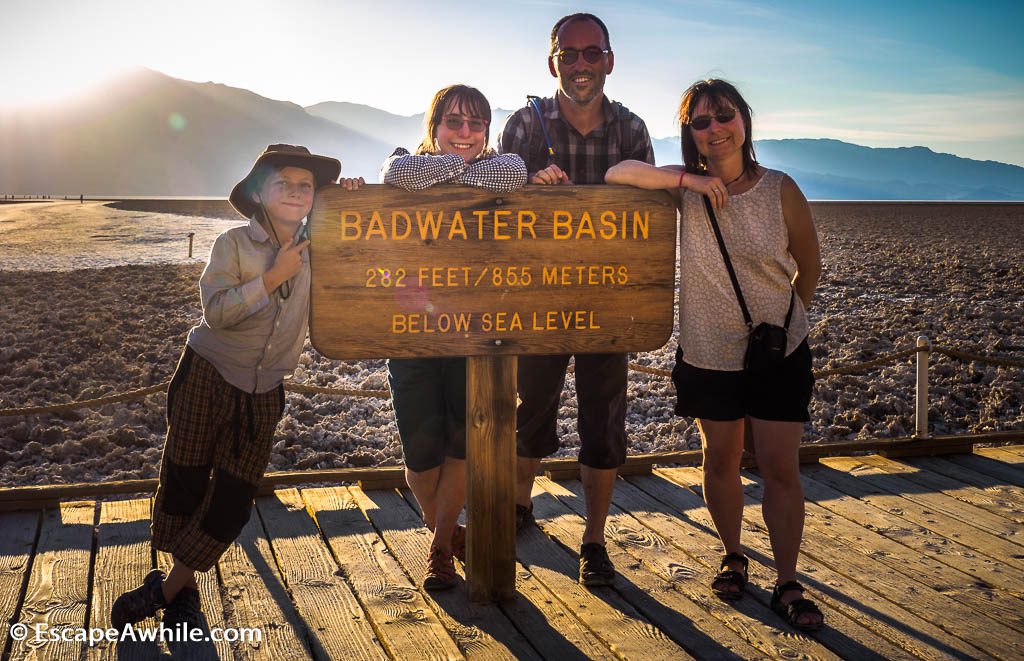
top-left (380, 84), bottom-right (526, 591)
top-left (606, 79), bottom-right (823, 631)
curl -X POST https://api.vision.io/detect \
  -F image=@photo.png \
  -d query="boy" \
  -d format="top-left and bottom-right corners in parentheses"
top-left (111, 144), bottom-right (361, 628)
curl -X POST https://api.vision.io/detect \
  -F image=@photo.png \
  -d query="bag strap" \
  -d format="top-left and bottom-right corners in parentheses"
top-left (701, 195), bottom-right (796, 331)
top-left (703, 195), bottom-right (753, 329)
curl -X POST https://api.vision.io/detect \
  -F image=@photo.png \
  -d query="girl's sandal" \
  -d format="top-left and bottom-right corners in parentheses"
top-left (711, 552), bottom-right (749, 600)
top-left (771, 580), bottom-right (825, 632)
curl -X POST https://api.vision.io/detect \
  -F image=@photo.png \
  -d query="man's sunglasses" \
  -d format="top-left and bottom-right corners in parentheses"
top-left (687, 109), bottom-right (737, 131)
top-left (554, 46), bottom-right (611, 65)
top-left (442, 114), bottom-right (488, 133)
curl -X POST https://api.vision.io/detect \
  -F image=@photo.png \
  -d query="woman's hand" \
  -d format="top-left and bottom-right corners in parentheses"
top-left (680, 173), bottom-right (729, 210)
top-left (338, 177), bottom-right (365, 191)
top-left (530, 164), bottom-right (571, 185)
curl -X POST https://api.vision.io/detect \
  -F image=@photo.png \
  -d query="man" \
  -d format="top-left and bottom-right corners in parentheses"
top-left (498, 12), bottom-right (655, 587)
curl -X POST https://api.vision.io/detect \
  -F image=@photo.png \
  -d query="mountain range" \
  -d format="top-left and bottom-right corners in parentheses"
top-left (2, 68), bottom-right (1022, 200)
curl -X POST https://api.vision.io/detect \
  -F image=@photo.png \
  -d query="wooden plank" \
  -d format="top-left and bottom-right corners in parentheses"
top-left (976, 445), bottom-right (1024, 462)
top-left (10, 501), bottom-right (95, 661)
top-left (886, 455), bottom-right (1024, 524)
top-left (765, 465), bottom-right (1024, 643)
top-left (666, 466), bottom-right (1024, 659)
top-left (216, 503), bottom-right (312, 660)
top-left (531, 477), bottom-right (779, 660)
top-left (946, 450), bottom-right (1024, 489)
top-left (255, 489), bottom-right (385, 660)
top-left (466, 355), bottom-right (517, 602)
top-left (615, 473), bottom-right (900, 661)
top-left (298, 486), bottom-right (458, 660)
top-left (0, 509), bottom-right (39, 657)
top-left (86, 498), bottom-right (159, 660)
top-left (516, 487), bottom-right (694, 660)
top-left (543, 463), bottom-right (652, 481)
top-left (825, 455), bottom-right (1024, 544)
top-left (373, 486), bottom-right (603, 659)
top-left (632, 471), bottom-right (986, 661)
top-left (877, 440), bottom-right (975, 458)
top-left (309, 184), bottom-right (677, 358)
top-left (739, 465), bottom-right (1024, 639)
top-left (344, 487), bottom-right (540, 661)
top-left (800, 462), bottom-right (1024, 594)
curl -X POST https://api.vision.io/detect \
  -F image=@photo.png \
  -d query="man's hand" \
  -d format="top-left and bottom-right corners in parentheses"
top-left (530, 164), bottom-right (572, 185)
top-left (263, 238), bottom-right (310, 294)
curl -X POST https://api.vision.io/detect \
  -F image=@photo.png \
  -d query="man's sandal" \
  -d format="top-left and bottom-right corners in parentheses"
top-left (771, 581), bottom-right (825, 632)
top-left (711, 552), bottom-right (748, 600)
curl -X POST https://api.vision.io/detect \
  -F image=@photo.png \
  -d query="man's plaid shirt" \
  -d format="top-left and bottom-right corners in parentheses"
top-left (498, 95), bottom-right (655, 184)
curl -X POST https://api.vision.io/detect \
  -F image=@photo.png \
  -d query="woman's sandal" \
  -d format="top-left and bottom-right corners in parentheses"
top-left (711, 552), bottom-right (749, 600)
top-left (771, 580), bottom-right (824, 632)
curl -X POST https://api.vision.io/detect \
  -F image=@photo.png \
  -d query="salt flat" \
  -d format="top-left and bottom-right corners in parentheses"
top-left (1, 200), bottom-right (1021, 486)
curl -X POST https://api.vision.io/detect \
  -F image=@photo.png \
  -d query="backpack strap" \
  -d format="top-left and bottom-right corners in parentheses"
top-left (614, 101), bottom-right (636, 160)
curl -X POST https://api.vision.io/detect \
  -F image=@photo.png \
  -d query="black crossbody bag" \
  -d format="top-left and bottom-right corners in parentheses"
top-left (702, 196), bottom-right (794, 371)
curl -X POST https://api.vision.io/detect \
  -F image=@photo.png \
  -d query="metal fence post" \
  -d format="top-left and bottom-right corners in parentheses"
top-left (915, 335), bottom-right (931, 439)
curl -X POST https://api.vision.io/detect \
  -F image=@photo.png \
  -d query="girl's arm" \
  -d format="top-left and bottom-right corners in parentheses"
top-left (781, 174), bottom-right (821, 309)
top-left (380, 147), bottom-right (466, 190)
top-left (458, 153), bottom-right (528, 193)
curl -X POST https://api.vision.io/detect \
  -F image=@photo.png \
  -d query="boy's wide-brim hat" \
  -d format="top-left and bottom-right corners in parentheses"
top-left (229, 144), bottom-right (342, 219)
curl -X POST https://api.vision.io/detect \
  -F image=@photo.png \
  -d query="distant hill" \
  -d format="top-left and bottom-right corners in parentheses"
top-left (652, 137), bottom-right (1024, 200)
top-left (2, 69), bottom-right (1022, 200)
top-left (306, 101), bottom-right (514, 153)
top-left (0, 69), bottom-right (393, 196)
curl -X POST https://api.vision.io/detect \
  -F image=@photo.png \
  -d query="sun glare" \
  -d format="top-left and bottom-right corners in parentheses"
top-left (2, 60), bottom-right (134, 110)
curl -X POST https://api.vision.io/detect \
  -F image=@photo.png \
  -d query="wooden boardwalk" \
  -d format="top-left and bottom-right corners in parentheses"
top-left (2, 445), bottom-right (1023, 660)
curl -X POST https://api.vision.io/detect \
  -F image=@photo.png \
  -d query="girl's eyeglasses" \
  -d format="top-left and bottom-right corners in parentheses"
top-left (555, 46), bottom-right (610, 65)
top-left (442, 114), bottom-right (488, 133)
top-left (688, 109), bottom-right (737, 131)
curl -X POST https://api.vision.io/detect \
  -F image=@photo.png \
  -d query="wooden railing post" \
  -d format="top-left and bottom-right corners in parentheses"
top-left (465, 355), bottom-right (517, 602)
top-left (187, 231), bottom-right (195, 258)
top-left (915, 335), bottom-right (931, 439)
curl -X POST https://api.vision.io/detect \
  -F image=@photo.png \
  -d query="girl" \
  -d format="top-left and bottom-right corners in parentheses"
top-left (380, 84), bottom-right (526, 591)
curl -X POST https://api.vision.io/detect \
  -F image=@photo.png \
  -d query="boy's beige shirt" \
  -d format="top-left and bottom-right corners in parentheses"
top-left (186, 217), bottom-right (310, 393)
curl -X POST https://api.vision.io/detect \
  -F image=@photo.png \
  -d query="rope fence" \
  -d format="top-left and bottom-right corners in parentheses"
top-left (1, 340), bottom-right (1020, 424)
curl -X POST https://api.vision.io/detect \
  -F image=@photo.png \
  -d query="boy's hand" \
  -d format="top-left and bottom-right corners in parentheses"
top-left (339, 177), bottom-right (365, 191)
top-left (263, 238), bottom-right (309, 294)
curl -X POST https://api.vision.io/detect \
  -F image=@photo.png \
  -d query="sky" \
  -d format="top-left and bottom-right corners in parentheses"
top-left (3, 0), bottom-right (1023, 166)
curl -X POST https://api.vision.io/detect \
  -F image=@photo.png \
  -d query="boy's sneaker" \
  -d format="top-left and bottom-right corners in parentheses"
top-left (451, 525), bottom-right (467, 562)
top-left (515, 504), bottom-right (535, 534)
top-left (579, 543), bottom-right (615, 587)
top-left (110, 569), bottom-right (167, 629)
top-left (162, 586), bottom-right (203, 629)
top-left (423, 547), bottom-right (457, 591)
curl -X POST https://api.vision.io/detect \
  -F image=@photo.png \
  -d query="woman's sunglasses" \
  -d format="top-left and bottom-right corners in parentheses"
top-left (555, 46), bottom-right (611, 65)
top-left (442, 114), bottom-right (488, 133)
top-left (688, 108), bottom-right (738, 131)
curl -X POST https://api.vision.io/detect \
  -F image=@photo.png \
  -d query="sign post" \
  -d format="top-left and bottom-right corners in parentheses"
top-left (309, 184), bottom-right (676, 601)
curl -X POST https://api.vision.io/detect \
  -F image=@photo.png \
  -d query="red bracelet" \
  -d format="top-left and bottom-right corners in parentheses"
top-left (677, 169), bottom-right (686, 188)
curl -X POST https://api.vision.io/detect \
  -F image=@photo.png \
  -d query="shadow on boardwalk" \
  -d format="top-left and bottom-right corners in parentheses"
top-left (2, 445), bottom-right (1023, 659)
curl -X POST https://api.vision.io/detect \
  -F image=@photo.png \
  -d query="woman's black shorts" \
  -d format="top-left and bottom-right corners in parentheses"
top-left (672, 339), bottom-right (814, 422)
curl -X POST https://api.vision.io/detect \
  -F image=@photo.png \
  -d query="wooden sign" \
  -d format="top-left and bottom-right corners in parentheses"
top-left (309, 184), bottom-right (675, 359)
